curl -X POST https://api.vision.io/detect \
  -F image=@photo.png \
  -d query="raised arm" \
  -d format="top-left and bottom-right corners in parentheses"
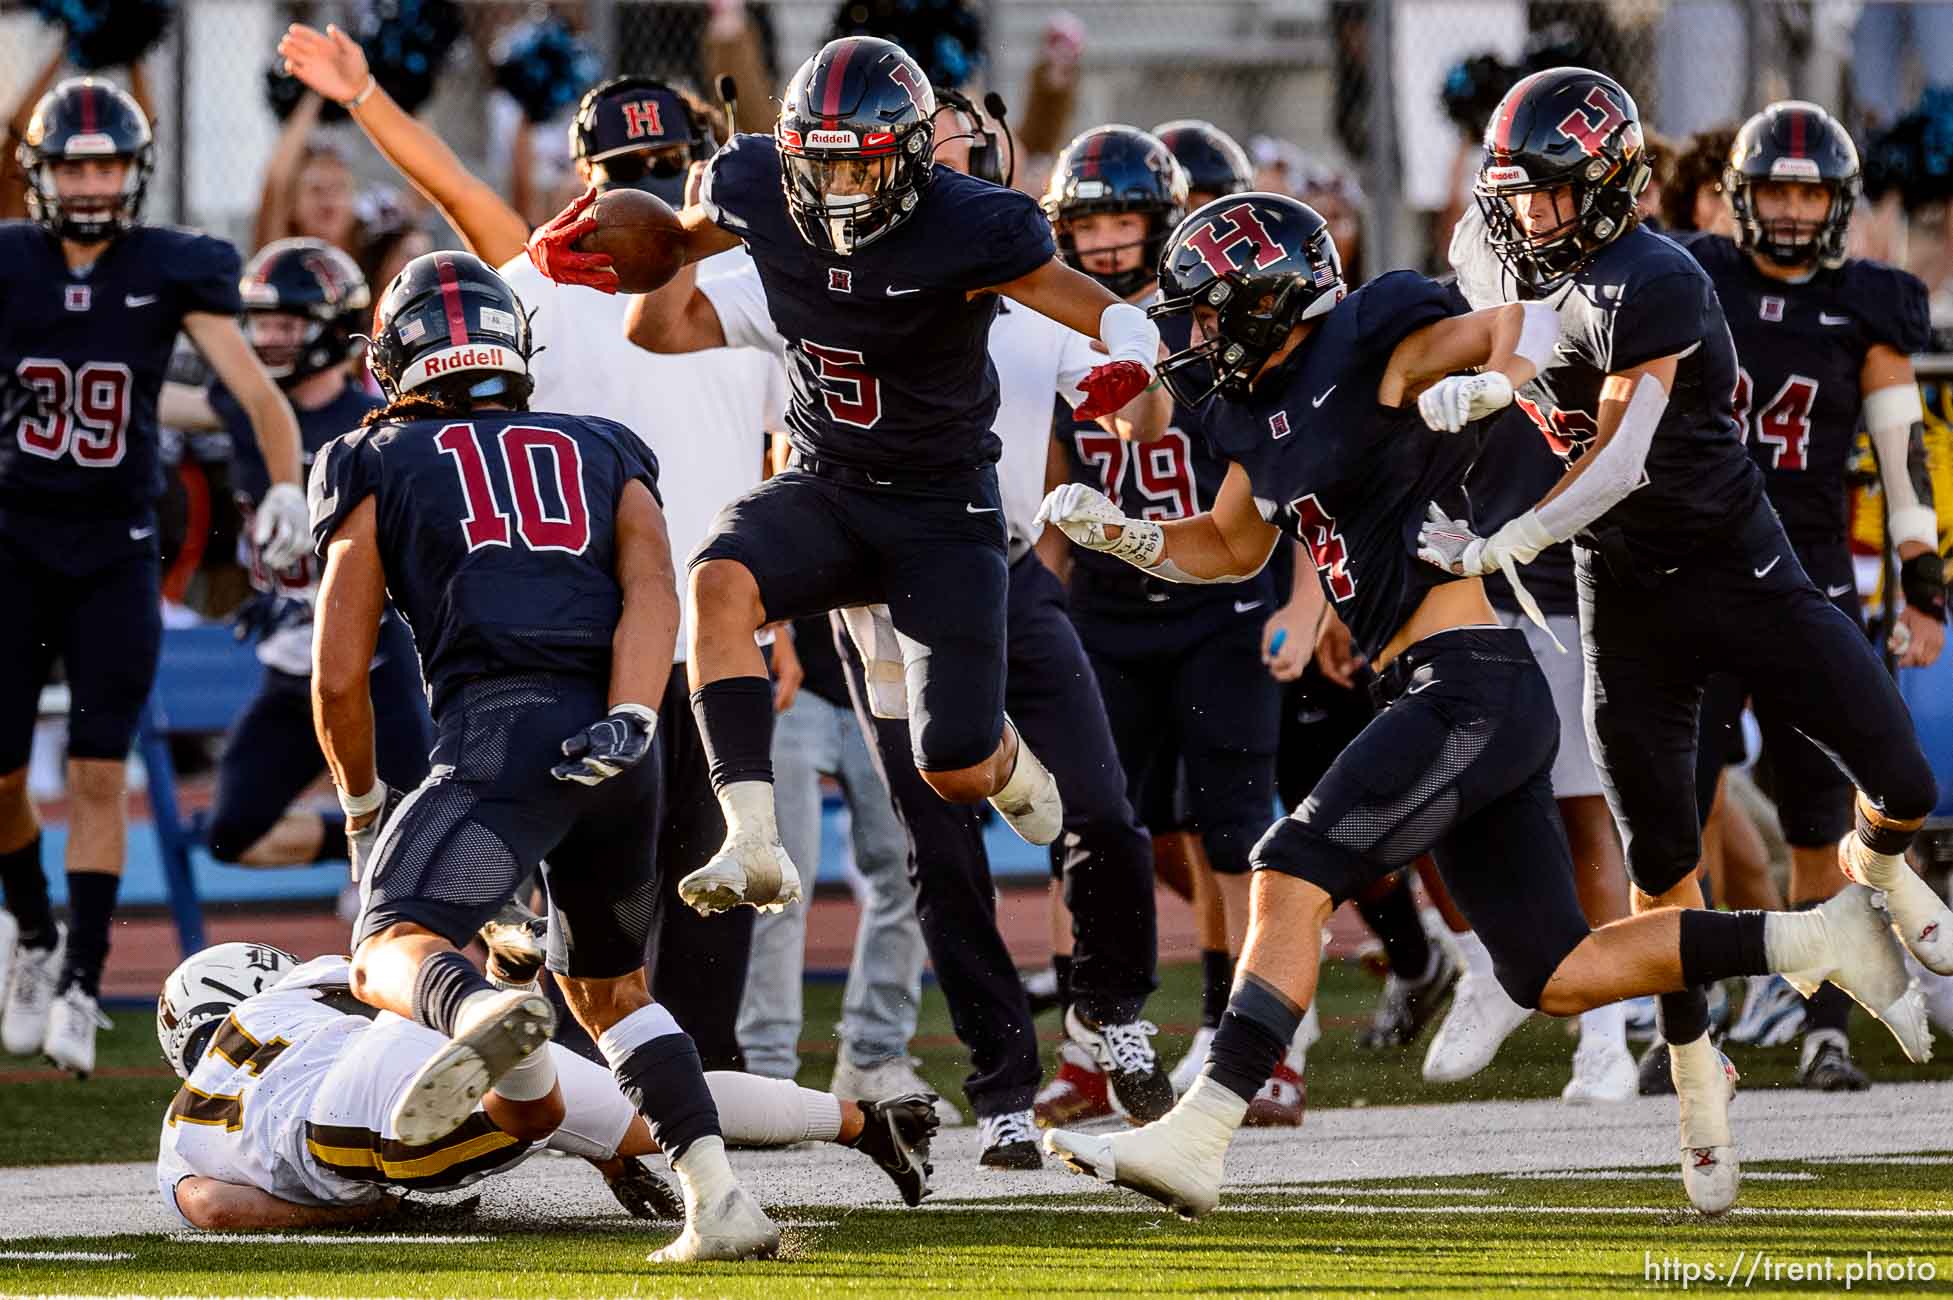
top-left (278, 23), bottom-right (530, 265)
top-left (252, 91), bottom-right (323, 252)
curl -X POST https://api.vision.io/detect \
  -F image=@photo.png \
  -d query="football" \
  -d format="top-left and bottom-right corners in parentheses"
top-left (574, 188), bottom-right (687, 294)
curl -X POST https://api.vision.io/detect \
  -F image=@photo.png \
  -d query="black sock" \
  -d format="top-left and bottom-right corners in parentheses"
top-left (1656, 986), bottom-right (1711, 1048)
top-left (0, 837), bottom-right (53, 949)
top-left (314, 812), bottom-right (349, 865)
top-left (1203, 975), bottom-right (1301, 1103)
top-left (59, 871), bottom-right (120, 997)
top-left (1199, 949), bottom-right (1234, 1030)
top-left (1856, 801), bottom-right (1918, 857)
top-left (1051, 953), bottom-right (1073, 1014)
top-left (1803, 981), bottom-right (1852, 1036)
top-left (613, 1032), bottom-right (722, 1163)
top-left (1677, 909), bottom-right (1771, 986)
top-left (691, 677), bottom-right (776, 792)
top-left (410, 950), bottom-right (495, 1035)
top-left (1356, 876), bottom-right (1432, 979)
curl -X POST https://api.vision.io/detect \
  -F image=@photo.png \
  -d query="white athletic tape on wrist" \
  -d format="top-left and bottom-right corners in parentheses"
top-left (1099, 301), bottom-right (1160, 371)
top-left (1106, 518), bottom-right (1164, 568)
top-left (338, 784), bottom-right (385, 818)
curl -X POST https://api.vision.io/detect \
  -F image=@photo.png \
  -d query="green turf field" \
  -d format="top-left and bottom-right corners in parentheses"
top-left (5, 1157), bottom-right (1952, 1297)
top-left (7, 957), bottom-right (1950, 1168)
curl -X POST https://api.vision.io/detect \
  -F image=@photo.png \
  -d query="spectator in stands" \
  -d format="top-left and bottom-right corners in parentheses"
top-left (1658, 126), bottom-right (1738, 237)
top-left (1853, 2), bottom-right (1953, 128)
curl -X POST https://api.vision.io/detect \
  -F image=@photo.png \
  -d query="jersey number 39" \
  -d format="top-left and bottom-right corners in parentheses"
top-left (436, 423), bottom-right (591, 555)
top-left (15, 358), bottom-right (132, 467)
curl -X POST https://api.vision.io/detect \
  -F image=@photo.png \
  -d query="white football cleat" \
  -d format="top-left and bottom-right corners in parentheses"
top-left (1779, 884), bottom-right (1931, 1064)
top-left (1840, 835), bottom-right (1953, 975)
top-left (648, 1184), bottom-right (780, 1263)
top-left (1422, 969), bottom-right (1529, 1083)
top-left (0, 913), bottom-right (16, 1030)
top-left (1045, 1120), bottom-right (1224, 1219)
top-left (390, 989), bottom-right (556, 1145)
top-left (2, 926), bottom-right (63, 1057)
top-left (988, 723), bottom-right (1062, 846)
top-left (679, 831), bottom-right (803, 916)
top-left (1168, 1026), bottom-right (1215, 1096)
top-left (43, 983), bottom-right (109, 1078)
top-left (1910, 951), bottom-right (1953, 1039)
top-left (1672, 1036), bottom-right (1740, 1216)
top-left (1561, 1030), bottom-right (1637, 1105)
top-left (832, 1047), bottom-right (964, 1128)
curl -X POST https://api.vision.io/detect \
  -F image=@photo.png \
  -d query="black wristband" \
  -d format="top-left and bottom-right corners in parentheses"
top-left (1900, 551), bottom-right (1947, 623)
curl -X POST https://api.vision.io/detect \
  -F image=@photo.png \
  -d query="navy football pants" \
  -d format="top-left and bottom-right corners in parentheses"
top-left (1582, 500), bottom-right (1936, 897)
top-left (833, 554), bottom-right (1156, 1117)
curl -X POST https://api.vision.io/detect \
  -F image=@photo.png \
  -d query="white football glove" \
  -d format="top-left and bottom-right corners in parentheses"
top-left (255, 481), bottom-right (311, 572)
top-left (1418, 371), bottom-right (1515, 433)
top-left (1414, 504), bottom-right (1566, 653)
top-left (1033, 482), bottom-right (1164, 569)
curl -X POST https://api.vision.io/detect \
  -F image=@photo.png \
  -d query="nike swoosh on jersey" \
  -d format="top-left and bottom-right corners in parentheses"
top-left (965, 504), bottom-right (998, 513)
top-left (1232, 599), bottom-right (1264, 614)
top-left (1312, 385), bottom-right (1337, 408)
top-left (126, 293), bottom-right (158, 307)
top-left (885, 286), bottom-right (921, 297)
top-left (1754, 556), bottom-right (1782, 579)
top-left (130, 526), bottom-right (155, 540)
top-left (1818, 313), bottom-right (1851, 326)
top-left (1826, 582), bottom-right (1856, 598)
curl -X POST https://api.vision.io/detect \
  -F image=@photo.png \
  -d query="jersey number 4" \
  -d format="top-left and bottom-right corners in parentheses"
top-left (436, 423), bottom-right (591, 555)
top-left (14, 358), bottom-right (132, 467)
top-left (1732, 367), bottom-right (1817, 471)
top-left (1290, 493), bottom-right (1355, 600)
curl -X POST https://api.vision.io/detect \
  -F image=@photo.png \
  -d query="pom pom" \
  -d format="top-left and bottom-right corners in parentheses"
top-left (492, 16), bottom-right (600, 125)
top-left (34, 0), bottom-right (175, 71)
top-left (826, 0), bottom-right (986, 90)
top-left (262, 0), bottom-right (462, 123)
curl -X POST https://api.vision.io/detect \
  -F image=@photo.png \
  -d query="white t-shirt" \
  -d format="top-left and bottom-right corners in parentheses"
top-left (698, 266), bottom-right (1096, 551)
top-left (497, 250), bottom-right (786, 658)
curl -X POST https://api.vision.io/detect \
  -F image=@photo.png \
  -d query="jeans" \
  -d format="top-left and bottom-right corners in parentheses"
top-left (736, 688), bottom-right (921, 1079)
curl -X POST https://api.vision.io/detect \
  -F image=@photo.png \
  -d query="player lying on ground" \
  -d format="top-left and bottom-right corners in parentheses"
top-left (1035, 193), bottom-right (1932, 1221)
top-left (528, 36), bottom-right (1165, 921)
top-left (156, 943), bottom-right (939, 1230)
top-left (309, 251), bottom-right (775, 1262)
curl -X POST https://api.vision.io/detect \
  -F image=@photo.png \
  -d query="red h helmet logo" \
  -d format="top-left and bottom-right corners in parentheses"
top-left (622, 99), bottom-right (665, 140)
top-left (1183, 203), bottom-right (1285, 278)
top-left (1555, 86), bottom-right (1626, 157)
top-left (888, 61), bottom-right (931, 116)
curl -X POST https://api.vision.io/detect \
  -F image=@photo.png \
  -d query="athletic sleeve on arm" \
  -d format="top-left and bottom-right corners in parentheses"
top-left (169, 232), bottom-right (245, 318)
top-left (697, 264), bottom-right (788, 358)
top-left (308, 429), bottom-right (378, 558)
top-left (1597, 270), bottom-right (1712, 373)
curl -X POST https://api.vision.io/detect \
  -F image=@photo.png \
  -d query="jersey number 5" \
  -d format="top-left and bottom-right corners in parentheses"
top-left (801, 341), bottom-right (882, 429)
top-left (15, 358), bottom-right (132, 467)
top-left (436, 423), bottom-right (591, 555)
top-left (1290, 493), bottom-right (1355, 600)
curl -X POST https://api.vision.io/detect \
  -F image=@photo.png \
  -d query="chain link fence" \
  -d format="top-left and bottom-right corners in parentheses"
top-left (1, 2), bottom-right (1948, 272)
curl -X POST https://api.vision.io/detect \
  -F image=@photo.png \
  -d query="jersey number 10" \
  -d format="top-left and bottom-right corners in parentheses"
top-left (435, 423), bottom-right (592, 556)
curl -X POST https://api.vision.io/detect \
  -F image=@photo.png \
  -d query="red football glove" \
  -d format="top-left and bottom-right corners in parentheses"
top-left (1073, 360), bottom-right (1153, 421)
top-left (527, 187), bottom-right (618, 293)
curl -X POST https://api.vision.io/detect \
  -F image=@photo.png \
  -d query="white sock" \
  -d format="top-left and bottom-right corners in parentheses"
top-left (1842, 835), bottom-right (1906, 890)
top-left (703, 1070), bottom-right (843, 1145)
top-left (1669, 1032), bottom-right (1730, 1148)
top-left (1578, 1000), bottom-right (1626, 1047)
top-left (718, 780), bottom-right (780, 841)
top-left (490, 1040), bottom-right (559, 1101)
top-left (1453, 929), bottom-right (1494, 980)
top-left (672, 1134), bottom-right (739, 1204)
top-left (1763, 908), bottom-right (1831, 976)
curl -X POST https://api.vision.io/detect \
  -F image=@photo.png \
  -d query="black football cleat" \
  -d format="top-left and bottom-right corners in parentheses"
top-left (601, 1154), bottom-right (685, 1219)
top-left (1799, 1032), bottom-right (1870, 1092)
top-left (1637, 1039), bottom-right (1674, 1096)
top-left (978, 1110), bottom-right (1044, 1170)
top-left (850, 1092), bottom-right (940, 1206)
top-left (1357, 946), bottom-right (1460, 1049)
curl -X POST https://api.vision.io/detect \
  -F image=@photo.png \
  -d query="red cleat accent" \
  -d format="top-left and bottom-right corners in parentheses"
top-left (1244, 1062), bottom-right (1305, 1128)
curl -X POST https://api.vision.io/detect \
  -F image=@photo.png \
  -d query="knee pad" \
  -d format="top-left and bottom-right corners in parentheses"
top-left (838, 604), bottom-right (909, 721)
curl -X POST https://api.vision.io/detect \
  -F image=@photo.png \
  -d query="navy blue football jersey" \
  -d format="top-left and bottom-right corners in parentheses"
top-left (309, 410), bottom-right (660, 714)
top-left (0, 221), bottom-right (241, 522)
top-left (1059, 306), bottom-right (1277, 617)
top-left (1469, 405), bottom-right (1578, 619)
top-left (215, 380), bottom-right (381, 596)
top-left (700, 133), bottom-right (1056, 473)
top-left (1680, 233), bottom-right (1931, 545)
top-left (1450, 208), bottom-right (1763, 567)
top-left (1202, 272), bottom-right (1477, 662)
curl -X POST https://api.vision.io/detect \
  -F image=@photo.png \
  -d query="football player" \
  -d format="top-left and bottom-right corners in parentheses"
top-left (1679, 101), bottom-right (1944, 1091)
top-left (627, 95), bottom-right (1174, 1168)
top-left (1152, 119), bottom-right (1254, 210)
top-left (527, 36), bottom-right (1163, 919)
top-left (308, 251), bottom-right (775, 1263)
top-left (0, 78), bottom-right (306, 1077)
top-left (1036, 192), bottom-right (1930, 1221)
top-left (1041, 124), bottom-right (1293, 1127)
top-left (156, 942), bottom-right (939, 1229)
top-left (276, 22), bottom-right (787, 1071)
top-left (1443, 69), bottom-right (1946, 1210)
top-left (159, 239), bottom-right (433, 872)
